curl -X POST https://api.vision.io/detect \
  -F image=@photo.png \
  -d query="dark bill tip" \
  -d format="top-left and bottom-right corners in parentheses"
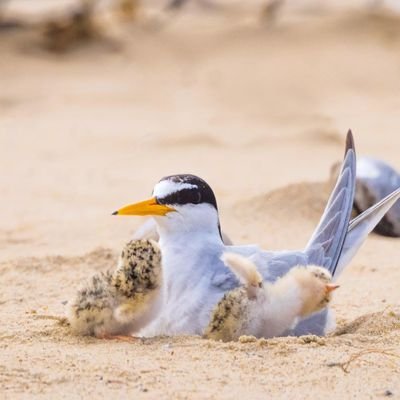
top-left (112, 211), bottom-right (118, 215)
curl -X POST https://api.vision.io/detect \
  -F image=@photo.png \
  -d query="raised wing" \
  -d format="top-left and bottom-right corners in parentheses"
top-left (305, 130), bottom-right (356, 276)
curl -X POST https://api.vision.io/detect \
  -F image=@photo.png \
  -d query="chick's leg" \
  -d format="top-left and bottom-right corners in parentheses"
top-left (97, 333), bottom-right (139, 343)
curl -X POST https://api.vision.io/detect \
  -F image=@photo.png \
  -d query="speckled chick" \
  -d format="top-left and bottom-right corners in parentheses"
top-left (67, 239), bottom-right (162, 338)
top-left (204, 253), bottom-right (338, 342)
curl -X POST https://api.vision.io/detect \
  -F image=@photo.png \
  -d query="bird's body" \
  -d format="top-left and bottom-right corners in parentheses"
top-left (114, 131), bottom-right (400, 338)
top-left (142, 227), bottom-right (309, 336)
top-left (142, 230), bottom-right (331, 337)
top-left (67, 239), bottom-right (162, 338)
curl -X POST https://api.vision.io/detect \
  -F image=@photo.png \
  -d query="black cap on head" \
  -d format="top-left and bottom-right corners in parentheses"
top-left (155, 174), bottom-right (218, 210)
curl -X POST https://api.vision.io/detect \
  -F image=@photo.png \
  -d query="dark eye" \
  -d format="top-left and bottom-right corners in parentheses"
top-left (173, 189), bottom-right (201, 205)
top-left (192, 191), bottom-right (201, 204)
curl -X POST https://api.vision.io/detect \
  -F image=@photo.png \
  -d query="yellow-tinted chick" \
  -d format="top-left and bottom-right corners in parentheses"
top-left (204, 253), bottom-right (338, 342)
top-left (67, 239), bottom-right (162, 339)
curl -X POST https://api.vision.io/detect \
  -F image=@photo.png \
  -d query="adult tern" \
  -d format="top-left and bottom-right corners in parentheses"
top-left (113, 131), bottom-right (400, 336)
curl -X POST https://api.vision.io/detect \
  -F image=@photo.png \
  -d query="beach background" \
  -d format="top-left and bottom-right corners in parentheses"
top-left (0, 1), bottom-right (399, 398)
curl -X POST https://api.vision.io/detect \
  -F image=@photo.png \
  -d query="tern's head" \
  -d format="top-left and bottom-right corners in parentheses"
top-left (113, 174), bottom-right (222, 238)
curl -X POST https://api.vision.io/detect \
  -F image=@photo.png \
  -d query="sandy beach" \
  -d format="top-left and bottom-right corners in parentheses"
top-left (1, 1), bottom-right (399, 398)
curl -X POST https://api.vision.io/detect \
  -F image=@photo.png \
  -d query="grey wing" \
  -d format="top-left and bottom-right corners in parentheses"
top-left (252, 250), bottom-right (309, 282)
top-left (210, 244), bottom-right (261, 291)
top-left (304, 130), bottom-right (356, 277)
top-left (334, 187), bottom-right (400, 277)
top-left (213, 246), bottom-right (309, 287)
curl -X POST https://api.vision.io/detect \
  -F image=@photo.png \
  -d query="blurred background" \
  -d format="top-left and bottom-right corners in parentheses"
top-left (1, 0), bottom-right (400, 261)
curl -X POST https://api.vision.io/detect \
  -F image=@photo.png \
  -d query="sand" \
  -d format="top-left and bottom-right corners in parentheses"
top-left (1, 2), bottom-right (400, 399)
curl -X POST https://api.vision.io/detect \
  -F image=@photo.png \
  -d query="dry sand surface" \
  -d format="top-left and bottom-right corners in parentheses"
top-left (1, 2), bottom-right (400, 399)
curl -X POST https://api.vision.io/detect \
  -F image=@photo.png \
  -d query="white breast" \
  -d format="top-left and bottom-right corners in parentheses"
top-left (140, 232), bottom-right (226, 336)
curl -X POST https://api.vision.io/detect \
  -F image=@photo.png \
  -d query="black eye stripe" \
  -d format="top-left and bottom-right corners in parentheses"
top-left (155, 174), bottom-right (218, 210)
top-left (157, 188), bottom-right (202, 206)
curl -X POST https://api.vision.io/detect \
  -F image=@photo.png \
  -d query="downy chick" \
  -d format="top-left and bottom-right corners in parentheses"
top-left (67, 239), bottom-right (162, 339)
top-left (204, 253), bottom-right (338, 342)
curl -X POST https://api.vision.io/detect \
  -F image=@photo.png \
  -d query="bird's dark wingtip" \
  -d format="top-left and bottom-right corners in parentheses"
top-left (112, 211), bottom-right (118, 216)
top-left (345, 129), bottom-right (355, 154)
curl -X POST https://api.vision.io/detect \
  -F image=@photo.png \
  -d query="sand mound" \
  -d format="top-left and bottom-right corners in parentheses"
top-left (233, 181), bottom-right (332, 248)
top-left (335, 309), bottom-right (400, 337)
top-left (238, 181), bottom-right (331, 224)
top-left (253, 181), bottom-right (331, 221)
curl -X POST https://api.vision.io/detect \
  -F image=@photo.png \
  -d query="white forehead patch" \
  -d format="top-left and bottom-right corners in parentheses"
top-left (153, 180), bottom-right (197, 199)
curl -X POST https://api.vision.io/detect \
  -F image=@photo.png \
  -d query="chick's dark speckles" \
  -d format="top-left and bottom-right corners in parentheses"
top-left (317, 296), bottom-right (331, 309)
top-left (204, 288), bottom-right (250, 341)
top-left (113, 239), bottom-right (162, 297)
top-left (67, 239), bottom-right (162, 337)
top-left (74, 272), bottom-right (113, 316)
top-left (310, 268), bottom-right (330, 283)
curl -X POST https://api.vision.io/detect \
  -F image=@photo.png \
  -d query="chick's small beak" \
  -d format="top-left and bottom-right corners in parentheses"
top-left (325, 284), bottom-right (340, 294)
top-left (112, 197), bottom-right (175, 216)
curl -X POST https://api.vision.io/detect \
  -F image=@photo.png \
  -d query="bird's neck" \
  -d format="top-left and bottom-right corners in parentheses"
top-left (157, 225), bottom-right (223, 268)
top-left (154, 207), bottom-right (223, 247)
top-left (155, 221), bottom-right (224, 297)
top-left (158, 225), bottom-right (222, 246)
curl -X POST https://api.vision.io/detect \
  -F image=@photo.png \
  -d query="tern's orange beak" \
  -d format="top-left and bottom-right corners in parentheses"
top-left (325, 284), bottom-right (340, 294)
top-left (112, 197), bottom-right (175, 216)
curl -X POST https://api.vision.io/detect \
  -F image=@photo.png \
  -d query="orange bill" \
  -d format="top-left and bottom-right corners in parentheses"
top-left (112, 197), bottom-right (175, 216)
top-left (325, 284), bottom-right (340, 293)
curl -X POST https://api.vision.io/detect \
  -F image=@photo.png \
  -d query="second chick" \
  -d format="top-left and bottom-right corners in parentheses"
top-left (67, 239), bottom-right (162, 339)
top-left (204, 253), bottom-right (338, 342)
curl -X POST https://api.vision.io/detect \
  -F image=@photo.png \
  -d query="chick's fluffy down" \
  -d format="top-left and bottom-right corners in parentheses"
top-left (67, 239), bottom-right (162, 338)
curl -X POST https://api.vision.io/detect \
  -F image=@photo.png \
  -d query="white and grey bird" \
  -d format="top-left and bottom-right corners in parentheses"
top-left (67, 239), bottom-right (162, 339)
top-left (113, 130), bottom-right (400, 337)
top-left (354, 157), bottom-right (400, 237)
top-left (331, 156), bottom-right (400, 237)
top-left (204, 253), bottom-right (338, 342)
